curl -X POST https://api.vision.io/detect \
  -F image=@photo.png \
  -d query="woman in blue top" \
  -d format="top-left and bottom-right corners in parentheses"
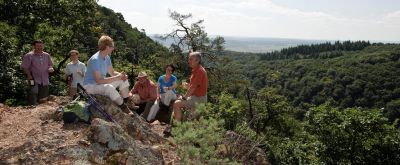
top-left (157, 64), bottom-right (178, 105)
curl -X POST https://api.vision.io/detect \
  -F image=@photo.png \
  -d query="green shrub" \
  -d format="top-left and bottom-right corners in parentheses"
top-left (172, 104), bottom-right (239, 164)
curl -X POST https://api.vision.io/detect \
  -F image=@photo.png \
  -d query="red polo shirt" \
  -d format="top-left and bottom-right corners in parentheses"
top-left (130, 80), bottom-right (157, 101)
top-left (190, 65), bottom-right (208, 97)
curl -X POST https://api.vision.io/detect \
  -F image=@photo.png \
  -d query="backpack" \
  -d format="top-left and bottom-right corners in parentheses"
top-left (62, 100), bottom-right (91, 124)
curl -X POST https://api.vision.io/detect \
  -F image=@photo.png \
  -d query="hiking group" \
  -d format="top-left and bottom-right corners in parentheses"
top-left (21, 35), bottom-right (208, 135)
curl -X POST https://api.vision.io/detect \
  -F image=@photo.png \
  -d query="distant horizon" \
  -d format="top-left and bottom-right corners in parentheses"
top-left (150, 33), bottom-right (400, 53)
top-left (98, 0), bottom-right (400, 42)
top-left (151, 33), bottom-right (400, 43)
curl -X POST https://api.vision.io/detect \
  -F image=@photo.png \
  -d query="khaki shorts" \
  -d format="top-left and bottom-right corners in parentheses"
top-left (182, 96), bottom-right (207, 109)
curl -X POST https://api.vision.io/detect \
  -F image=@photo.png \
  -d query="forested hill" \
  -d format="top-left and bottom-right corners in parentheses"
top-left (0, 0), bottom-right (167, 104)
top-left (1, 1), bottom-right (400, 164)
top-left (259, 40), bottom-right (371, 60)
top-left (227, 43), bottom-right (400, 120)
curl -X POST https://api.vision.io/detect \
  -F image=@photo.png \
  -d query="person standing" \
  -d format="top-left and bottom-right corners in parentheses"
top-left (21, 40), bottom-right (54, 105)
top-left (64, 50), bottom-right (86, 97)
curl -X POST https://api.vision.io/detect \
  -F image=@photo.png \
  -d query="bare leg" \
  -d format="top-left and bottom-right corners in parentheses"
top-left (173, 100), bottom-right (184, 121)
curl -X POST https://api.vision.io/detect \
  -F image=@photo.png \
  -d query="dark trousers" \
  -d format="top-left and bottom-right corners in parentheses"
top-left (136, 101), bottom-right (154, 116)
top-left (141, 100), bottom-right (175, 123)
top-left (28, 84), bottom-right (49, 105)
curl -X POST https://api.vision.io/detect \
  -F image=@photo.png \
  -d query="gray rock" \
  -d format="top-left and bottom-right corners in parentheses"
top-left (90, 95), bottom-right (164, 143)
top-left (88, 118), bottom-right (163, 164)
top-left (89, 118), bottom-right (131, 152)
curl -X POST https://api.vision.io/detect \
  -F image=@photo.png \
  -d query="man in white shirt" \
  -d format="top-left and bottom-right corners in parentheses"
top-left (64, 50), bottom-right (86, 97)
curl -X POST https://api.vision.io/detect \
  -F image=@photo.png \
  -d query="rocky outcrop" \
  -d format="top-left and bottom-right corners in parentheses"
top-left (82, 95), bottom-right (166, 164)
top-left (87, 118), bottom-right (163, 164)
top-left (89, 95), bottom-right (164, 143)
top-left (50, 95), bottom-right (167, 164)
top-left (0, 95), bottom-right (170, 164)
top-left (223, 131), bottom-right (270, 165)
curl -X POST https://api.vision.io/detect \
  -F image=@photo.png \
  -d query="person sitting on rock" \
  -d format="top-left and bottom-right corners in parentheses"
top-left (129, 71), bottom-right (158, 116)
top-left (82, 35), bottom-right (132, 115)
top-left (164, 52), bottom-right (208, 136)
top-left (157, 64), bottom-right (178, 106)
top-left (172, 52), bottom-right (208, 121)
top-left (143, 64), bottom-right (178, 123)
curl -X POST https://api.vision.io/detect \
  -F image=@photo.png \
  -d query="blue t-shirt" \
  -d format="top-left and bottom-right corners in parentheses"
top-left (158, 75), bottom-right (177, 94)
top-left (83, 52), bottom-right (112, 85)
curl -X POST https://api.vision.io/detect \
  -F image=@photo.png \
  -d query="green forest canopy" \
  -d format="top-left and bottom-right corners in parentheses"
top-left (1, 0), bottom-right (400, 164)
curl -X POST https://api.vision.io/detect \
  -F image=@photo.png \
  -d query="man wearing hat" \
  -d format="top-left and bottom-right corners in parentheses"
top-left (129, 71), bottom-right (158, 115)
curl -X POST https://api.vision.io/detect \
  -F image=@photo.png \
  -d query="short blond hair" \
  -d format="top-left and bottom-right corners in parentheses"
top-left (98, 35), bottom-right (114, 51)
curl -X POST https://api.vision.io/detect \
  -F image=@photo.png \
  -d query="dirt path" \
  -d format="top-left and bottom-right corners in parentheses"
top-left (0, 97), bottom-right (89, 164)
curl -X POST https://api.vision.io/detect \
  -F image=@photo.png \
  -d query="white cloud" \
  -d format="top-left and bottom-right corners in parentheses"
top-left (386, 10), bottom-right (400, 18)
top-left (382, 10), bottom-right (400, 26)
top-left (97, 0), bottom-right (400, 41)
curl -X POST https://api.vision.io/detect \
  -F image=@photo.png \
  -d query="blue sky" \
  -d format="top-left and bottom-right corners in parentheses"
top-left (98, 0), bottom-right (400, 41)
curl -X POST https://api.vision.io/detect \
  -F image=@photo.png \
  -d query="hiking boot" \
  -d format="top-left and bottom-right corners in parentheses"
top-left (125, 97), bottom-right (140, 110)
top-left (119, 103), bottom-right (132, 114)
top-left (126, 103), bottom-right (139, 111)
top-left (131, 105), bottom-right (140, 111)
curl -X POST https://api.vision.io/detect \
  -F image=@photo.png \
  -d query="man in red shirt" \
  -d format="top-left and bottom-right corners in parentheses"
top-left (173, 52), bottom-right (208, 121)
top-left (129, 71), bottom-right (158, 115)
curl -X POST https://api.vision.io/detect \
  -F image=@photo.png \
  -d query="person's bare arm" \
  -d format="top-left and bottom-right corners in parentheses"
top-left (94, 70), bottom-right (122, 84)
top-left (172, 81), bottom-right (178, 89)
top-left (107, 65), bottom-right (119, 76)
top-left (108, 66), bottom-right (127, 81)
top-left (184, 85), bottom-right (197, 98)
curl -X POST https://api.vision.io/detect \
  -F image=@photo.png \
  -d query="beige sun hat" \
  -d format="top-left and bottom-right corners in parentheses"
top-left (137, 71), bottom-right (148, 78)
